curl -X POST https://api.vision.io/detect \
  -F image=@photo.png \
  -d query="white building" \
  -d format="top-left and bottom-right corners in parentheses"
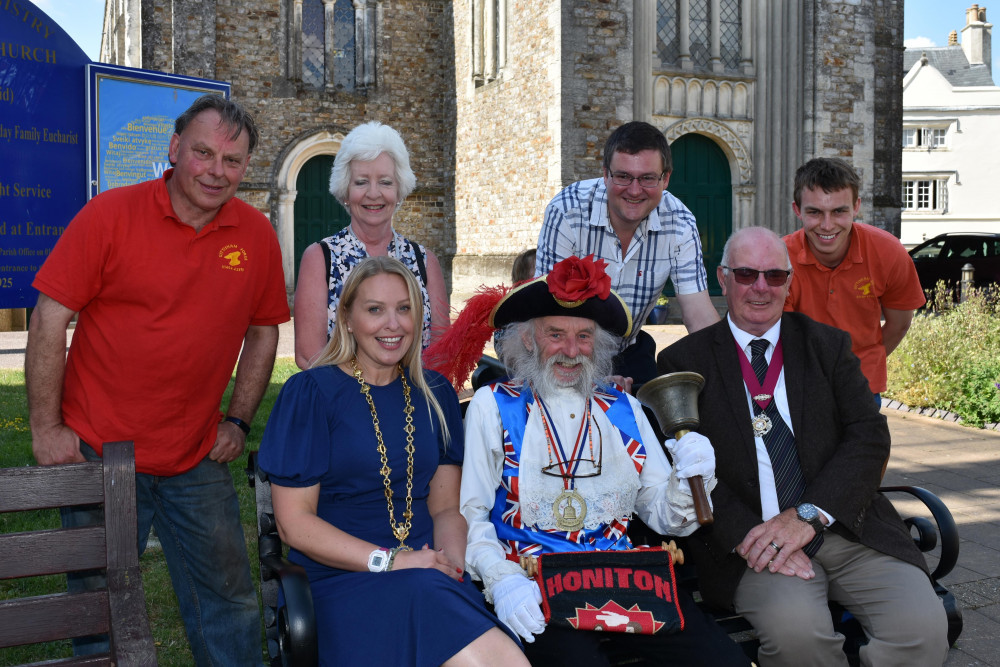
top-left (902, 4), bottom-right (1000, 247)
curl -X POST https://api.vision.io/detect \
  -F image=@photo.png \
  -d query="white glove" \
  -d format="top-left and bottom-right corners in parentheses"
top-left (489, 574), bottom-right (545, 642)
top-left (666, 431), bottom-right (715, 481)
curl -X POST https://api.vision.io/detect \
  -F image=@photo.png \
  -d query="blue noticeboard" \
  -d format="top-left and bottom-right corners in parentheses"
top-left (86, 65), bottom-right (229, 198)
top-left (0, 1), bottom-right (89, 309)
top-left (0, 1), bottom-right (231, 309)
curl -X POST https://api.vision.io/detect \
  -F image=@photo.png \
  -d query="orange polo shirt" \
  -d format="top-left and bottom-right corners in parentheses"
top-left (784, 223), bottom-right (925, 393)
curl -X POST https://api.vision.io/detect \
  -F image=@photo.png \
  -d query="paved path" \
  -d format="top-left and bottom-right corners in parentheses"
top-left (3, 322), bottom-right (999, 663)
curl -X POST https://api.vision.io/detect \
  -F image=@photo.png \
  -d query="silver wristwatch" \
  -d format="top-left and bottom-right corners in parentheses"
top-left (367, 547), bottom-right (391, 572)
top-left (795, 503), bottom-right (825, 535)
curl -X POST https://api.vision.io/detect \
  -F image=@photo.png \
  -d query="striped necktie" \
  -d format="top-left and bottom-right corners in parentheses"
top-left (749, 339), bottom-right (823, 556)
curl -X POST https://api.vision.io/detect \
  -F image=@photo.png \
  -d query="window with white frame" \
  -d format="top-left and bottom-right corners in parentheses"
top-left (290, 0), bottom-right (377, 92)
top-left (901, 178), bottom-right (949, 212)
top-left (902, 125), bottom-right (948, 149)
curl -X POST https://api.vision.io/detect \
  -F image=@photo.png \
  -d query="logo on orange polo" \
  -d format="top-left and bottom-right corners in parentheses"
top-left (854, 277), bottom-right (874, 298)
top-left (218, 244), bottom-right (248, 273)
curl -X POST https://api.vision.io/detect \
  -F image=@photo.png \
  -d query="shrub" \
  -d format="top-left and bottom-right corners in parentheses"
top-left (886, 283), bottom-right (1000, 425)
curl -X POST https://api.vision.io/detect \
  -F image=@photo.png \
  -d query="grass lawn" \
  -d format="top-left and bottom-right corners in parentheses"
top-left (0, 359), bottom-right (300, 666)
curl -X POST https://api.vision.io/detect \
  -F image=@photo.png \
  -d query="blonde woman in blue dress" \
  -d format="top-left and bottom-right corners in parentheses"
top-left (260, 256), bottom-right (526, 666)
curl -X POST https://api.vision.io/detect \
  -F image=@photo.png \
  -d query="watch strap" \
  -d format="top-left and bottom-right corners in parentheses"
top-left (368, 547), bottom-right (391, 572)
top-left (224, 416), bottom-right (251, 436)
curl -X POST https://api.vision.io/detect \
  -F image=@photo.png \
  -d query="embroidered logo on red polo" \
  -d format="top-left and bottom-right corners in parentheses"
top-left (218, 244), bottom-right (247, 272)
top-left (854, 276), bottom-right (874, 298)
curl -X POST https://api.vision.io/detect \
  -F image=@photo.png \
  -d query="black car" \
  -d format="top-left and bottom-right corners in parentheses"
top-left (908, 232), bottom-right (1000, 296)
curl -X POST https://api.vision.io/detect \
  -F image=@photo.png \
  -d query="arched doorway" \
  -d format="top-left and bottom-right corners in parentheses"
top-left (667, 134), bottom-right (732, 296)
top-left (293, 155), bottom-right (350, 278)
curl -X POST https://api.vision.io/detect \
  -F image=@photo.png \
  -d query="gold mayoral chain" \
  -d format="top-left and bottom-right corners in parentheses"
top-left (352, 357), bottom-right (416, 549)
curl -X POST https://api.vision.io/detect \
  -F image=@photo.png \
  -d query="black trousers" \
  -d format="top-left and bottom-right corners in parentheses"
top-left (523, 588), bottom-right (752, 667)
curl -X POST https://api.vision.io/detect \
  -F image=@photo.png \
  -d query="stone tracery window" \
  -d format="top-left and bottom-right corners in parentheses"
top-left (719, 0), bottom-right (741, 69)
top-left (689, 1), bottom-right (710, 68)
top-left (657, 0), bottom-right (679, 64)
top-left (291, 0), bottom-right (377, 91)
top-left (656, 0), bottom-right (743, 72)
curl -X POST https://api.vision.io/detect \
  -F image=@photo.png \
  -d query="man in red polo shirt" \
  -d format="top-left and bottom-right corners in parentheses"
top-left (26, 95), bottom-right (288, 665)
top-left (783, 158), bottom-right (925, 401)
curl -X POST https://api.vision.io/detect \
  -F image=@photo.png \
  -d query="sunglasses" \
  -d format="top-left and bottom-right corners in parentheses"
top-left (721, 266), bottom-right (792, 287)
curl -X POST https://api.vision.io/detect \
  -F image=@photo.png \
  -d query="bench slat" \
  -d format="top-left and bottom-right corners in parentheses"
top-left (0, 591), bottom-right (111, 647)
top-left (0, 463), bottom-right (105, 511)
top-left (0, 526), bottom-right (106, 578)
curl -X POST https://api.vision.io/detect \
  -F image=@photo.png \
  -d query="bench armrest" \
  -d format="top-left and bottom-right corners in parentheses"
top-left (879, 485), bottom-right (959, 582)
top-left (259, 534), bottom-right (318, 667)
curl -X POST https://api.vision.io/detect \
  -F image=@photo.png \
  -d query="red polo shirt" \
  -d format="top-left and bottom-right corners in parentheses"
top-left (34, 170), bottom-right (290, 475)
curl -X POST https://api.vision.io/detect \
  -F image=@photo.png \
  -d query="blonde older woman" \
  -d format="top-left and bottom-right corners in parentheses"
top-left (261, 257), bottom-right (526, 666)
top-left (294, 122), bottom-right (449, 369)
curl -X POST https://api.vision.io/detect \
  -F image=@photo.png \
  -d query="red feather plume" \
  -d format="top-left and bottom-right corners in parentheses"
top-left (423, 284), bottom-right (509, 392)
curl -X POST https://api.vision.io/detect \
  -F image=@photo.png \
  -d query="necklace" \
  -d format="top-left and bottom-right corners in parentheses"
top-left (533, 390), bottom-right (602, 532)
top-left (352, 357), bottom-right (415, 548)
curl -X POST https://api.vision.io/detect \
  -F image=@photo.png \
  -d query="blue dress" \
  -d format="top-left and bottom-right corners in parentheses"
top-left (258, 365), bottom-right (517, 666)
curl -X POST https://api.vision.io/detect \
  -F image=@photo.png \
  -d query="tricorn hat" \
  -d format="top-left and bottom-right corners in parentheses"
top-left (490, 254), bottom-right (632, 337)
top-left (423, 255), bottom-right (632, 391)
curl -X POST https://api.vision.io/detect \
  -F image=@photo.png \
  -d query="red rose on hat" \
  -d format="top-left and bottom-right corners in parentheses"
top-left (547, 254), bottom-right (612, 304)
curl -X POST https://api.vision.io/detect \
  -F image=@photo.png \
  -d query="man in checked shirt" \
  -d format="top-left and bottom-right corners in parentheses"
top-left (535, 121), bottom-right (719, 387)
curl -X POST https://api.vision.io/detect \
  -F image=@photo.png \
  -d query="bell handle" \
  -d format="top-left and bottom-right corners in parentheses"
top-left (675, 428), bottom-right (714, 525)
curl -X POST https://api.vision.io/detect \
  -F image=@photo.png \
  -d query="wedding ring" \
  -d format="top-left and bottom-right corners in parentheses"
top-left (769, 541), bottom-right (781, 552)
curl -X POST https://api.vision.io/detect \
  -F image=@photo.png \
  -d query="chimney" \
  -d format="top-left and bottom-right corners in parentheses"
top-left (961, 4), bottom-right (993, 74)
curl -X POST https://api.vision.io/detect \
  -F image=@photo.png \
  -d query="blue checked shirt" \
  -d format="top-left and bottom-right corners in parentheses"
top-left (535, 178), bottom-right (709, 346)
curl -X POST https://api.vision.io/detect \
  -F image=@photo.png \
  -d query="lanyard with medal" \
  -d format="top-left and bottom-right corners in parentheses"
top-left (735, 339), bottom-right (784, 437)
top-left (533, 390), bottom-right (602, 532)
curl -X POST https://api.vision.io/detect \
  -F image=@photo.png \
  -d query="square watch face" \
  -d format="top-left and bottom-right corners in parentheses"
top-left (369, 551), bottom-right (388, 570)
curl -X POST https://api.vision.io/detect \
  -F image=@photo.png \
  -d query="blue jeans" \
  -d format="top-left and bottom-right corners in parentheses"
top-left (64, 443), bottom-right (263, 666)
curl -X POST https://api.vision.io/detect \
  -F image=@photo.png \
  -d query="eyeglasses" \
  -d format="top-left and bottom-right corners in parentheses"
top-left (609, 172), bottom-right (664, 188)
top-left (541, 419), bottom-right (604, 479)
top-left (721, 266), bottom-right (792, 287)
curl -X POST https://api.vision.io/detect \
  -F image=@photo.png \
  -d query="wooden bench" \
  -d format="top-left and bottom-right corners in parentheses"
top-left (0, 441), bottom-right (156, 666)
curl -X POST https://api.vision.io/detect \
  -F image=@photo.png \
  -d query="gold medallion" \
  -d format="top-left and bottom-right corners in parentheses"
top-left (553, 489), bottom-right (587, 532)
top-left (751, 413), bottom-right (772, 437)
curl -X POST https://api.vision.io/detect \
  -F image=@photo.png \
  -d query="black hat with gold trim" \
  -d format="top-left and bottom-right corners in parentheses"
top-left (491, 254), bottom-right (632, 337)
top-left (424, 254), bottom-right (632, 391)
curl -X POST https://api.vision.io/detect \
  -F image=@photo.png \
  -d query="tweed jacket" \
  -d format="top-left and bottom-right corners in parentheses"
top-left (656, 312), bottom-right (927, 610)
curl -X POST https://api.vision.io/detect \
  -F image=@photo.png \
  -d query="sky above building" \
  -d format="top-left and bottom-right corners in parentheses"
top-left (33, 0), bottom-right (998, 71)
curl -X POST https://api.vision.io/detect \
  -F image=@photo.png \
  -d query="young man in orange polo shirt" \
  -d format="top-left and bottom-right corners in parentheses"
top-left (783, 158), bottom-right (925, 402)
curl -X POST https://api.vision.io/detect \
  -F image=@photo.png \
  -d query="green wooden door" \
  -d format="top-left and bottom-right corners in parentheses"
top-left (666, 134), bottom-right (732, 296)
top-left (294, 155), bottom-right (350, 279)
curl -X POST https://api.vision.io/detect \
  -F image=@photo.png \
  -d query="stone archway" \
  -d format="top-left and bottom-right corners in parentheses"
top-left (274, 130), bottom-right (345, 301)
top-left (663, 117), bottom-right (755, 232)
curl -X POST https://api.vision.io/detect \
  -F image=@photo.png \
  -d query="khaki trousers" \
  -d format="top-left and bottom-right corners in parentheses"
top-left (732, 531), bottom-right (949, 667)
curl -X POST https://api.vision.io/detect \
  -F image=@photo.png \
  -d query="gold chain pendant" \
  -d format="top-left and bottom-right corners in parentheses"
top-left (353, 357), bottom-right (415, 548)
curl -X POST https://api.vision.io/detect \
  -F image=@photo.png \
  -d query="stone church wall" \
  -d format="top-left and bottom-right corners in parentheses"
top-left (134, 0), bottom-right (457, 293)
